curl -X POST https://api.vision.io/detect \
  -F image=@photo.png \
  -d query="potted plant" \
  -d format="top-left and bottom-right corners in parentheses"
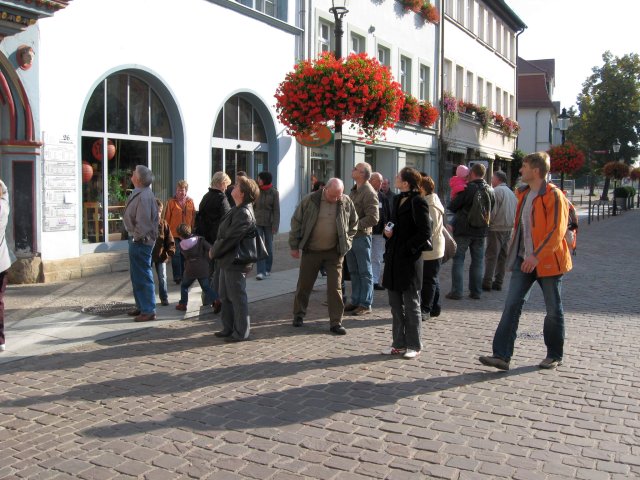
top-left (418, 101), bottom-right (439, 128)
top-left (613, 186), bottom-right (630, 211)
top-left (399, 94), bottom-right (420, 124)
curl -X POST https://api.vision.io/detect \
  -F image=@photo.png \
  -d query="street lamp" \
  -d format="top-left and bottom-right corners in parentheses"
top-left (329, 0), bottom-right (349, 179)
top-left (557, 107), bottom-right (570, 191)
top-left (612, 138), bottom-right (621, 216)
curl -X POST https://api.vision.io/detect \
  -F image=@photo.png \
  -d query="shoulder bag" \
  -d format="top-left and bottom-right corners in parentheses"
top-left (232, 207), bottom-right (269, 265)
top-left (441, 226), bottom-right (457, 264)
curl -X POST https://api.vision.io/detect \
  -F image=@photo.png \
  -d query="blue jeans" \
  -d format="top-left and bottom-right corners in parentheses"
top-left (451, 235), bottom-right (486, 296)
top-left (388, 288), bottom-right (422, 351)
top-left (179, 276), bottom-right (218, 306)
top-left (171, 242), bottom-right (185, 281)
top-left (154, 261), bottom-right (168, 302)
top-left (256, 225), bottom-right (274, 275)
top-left (492, 256), bottom-right (565, 362)
top-left (346, 235), bottom-right (373, 308)
top-left (128, 239), bottom-right (156, 315)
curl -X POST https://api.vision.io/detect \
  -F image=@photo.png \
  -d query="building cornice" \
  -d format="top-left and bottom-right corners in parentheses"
top-left (0, 0), bottom-right (70, 38)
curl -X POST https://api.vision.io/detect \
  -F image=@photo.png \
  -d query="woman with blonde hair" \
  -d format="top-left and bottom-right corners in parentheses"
top-left (165, 179), bottom-right (195, 284)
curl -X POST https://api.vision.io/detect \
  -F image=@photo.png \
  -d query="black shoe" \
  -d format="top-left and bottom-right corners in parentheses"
top-left (373, 284), bottom-right (385, 291)
top-left (344, 303), bottom-right (358, 312)
top-left (539, 357), bottom-right (562, 369)
top-left (214, 331), bottom-right (232, 338)
top-left (469, 293), bottom-right (481, 300)
top-left (212, 300), bottom-right (222, 314)
top-left (492, 283), bottom-right (502, 291)
top-left (127, 308), bottom-right (141, 316)
top-left (330, 325), bottom-right (347, 335)
top-left (482, 284), bottom-right (492, 292)
top-left (292, 316), bottom-right (304, 327)
top-left (479, 355), bottom-right (510, 371)
top-left (174, 278), bottom-right (182, 285)
top-left (445, 292), bottom-right (462, 300)
top-left (224, 336), bottom-right (243, 343)
top-left (430, 308), bottom-right (441, 318)
top-left (160, 299), bottom-right (169, 306)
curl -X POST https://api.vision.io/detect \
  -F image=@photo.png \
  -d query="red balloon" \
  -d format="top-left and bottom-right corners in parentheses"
top-left (82, 161), bottom-right (94, 183)
top-left (92, 139), bottom-right (116, 161)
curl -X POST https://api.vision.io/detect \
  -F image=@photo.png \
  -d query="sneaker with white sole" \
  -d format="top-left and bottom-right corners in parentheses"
top-left (539, 357), bottom-right (562, 369)
top-left (256, 273), bottom-right (264, 280)
top-left (403, 349), bottom-right (420, 359)
top-left (265, 272), bottom-right (271, 277)
top-left (381, 346), bottom-right (406, 355)
top-left (0, 344), bottom-right (5, 352)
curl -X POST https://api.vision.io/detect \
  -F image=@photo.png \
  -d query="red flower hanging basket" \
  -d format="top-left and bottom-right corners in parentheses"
top-left (399, 94), bottom-right (420, 124)
top-left (548, 143), bottom-right (586, 174)
top-left (275, 52), bottom-right (405, 142)
top-left (602, 161), bottom-right (630, 180)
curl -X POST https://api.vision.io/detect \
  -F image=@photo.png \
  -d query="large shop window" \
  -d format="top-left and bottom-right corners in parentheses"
top-left (81, 73), bottom-right (173, 244)
top-left (212, 95), bottom-right (269, 181)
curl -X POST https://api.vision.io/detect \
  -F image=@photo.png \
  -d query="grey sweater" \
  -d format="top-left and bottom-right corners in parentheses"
top-left (123, 186), bottom-right (158, 246)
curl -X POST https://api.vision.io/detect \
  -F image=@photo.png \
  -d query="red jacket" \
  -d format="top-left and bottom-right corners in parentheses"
top-left (512, 181), bottom-right (572, 277)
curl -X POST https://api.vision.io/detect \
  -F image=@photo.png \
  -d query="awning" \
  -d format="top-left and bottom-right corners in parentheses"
top-left (447, 145), bottom-right (467, 154)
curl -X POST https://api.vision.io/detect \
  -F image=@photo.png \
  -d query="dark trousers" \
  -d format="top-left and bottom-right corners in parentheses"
top-left (0, 271), bottom-right (7, 345)
top-left (420, 258), bottom-right (442, 316)
top-left (293, 250), bottom-right (344, 326)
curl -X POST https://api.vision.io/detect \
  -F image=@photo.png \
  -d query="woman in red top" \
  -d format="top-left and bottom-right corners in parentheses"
top-left (164, 180), bottom-right (195, 284)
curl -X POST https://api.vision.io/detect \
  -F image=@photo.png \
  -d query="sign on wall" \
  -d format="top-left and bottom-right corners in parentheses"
top-left (42, 132), bottom-right (77, 232)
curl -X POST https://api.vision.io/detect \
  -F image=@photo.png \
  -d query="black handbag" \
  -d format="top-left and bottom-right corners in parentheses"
top-left (233, 228), bottom-right (268, 265)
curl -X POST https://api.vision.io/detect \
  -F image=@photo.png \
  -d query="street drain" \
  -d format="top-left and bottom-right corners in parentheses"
top-left (82, 301), bottom-right (135, 318)
top-left (517, 331), bottom-right (544, 340)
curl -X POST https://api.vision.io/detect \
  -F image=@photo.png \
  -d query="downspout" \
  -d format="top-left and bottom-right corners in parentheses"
top-left (437, 0), bottom-right (446, 197)
top-left (514, 26), bottom-right (525, 152)
top-left (534, 109), bottom-right (539, 151)
top-left (296, 0), bottom-right (310, 201)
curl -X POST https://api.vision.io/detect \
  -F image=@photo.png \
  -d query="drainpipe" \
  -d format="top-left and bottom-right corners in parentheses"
top-left (437, 0), bottom-right (447, 197)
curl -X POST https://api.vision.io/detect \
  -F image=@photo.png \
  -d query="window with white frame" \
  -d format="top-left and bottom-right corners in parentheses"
top-left (445, 0), bottom-right (454, 15)
top-left (444, 59), bottom-right (453, 91)
top-left (503, 91), bottom-right (509, 117)
top-left (351, 32), bottom-right (365, 54)
top-left (496, 21), bottom-right (502, 53)
top-left (496, 87), bottom-right (502, 114)
top-left (465, 71), bottom-right (473, 102)
top-left (457, 0), bottom-right (465, 24)
top-left (477, 77), bottom-right (484, 106)
top-left (236, 0), bottom-right (287, 21)
top-left (318, 19), bottom-right (333, 53)
top-left (467, 0), bottom-right (474, 32)
top-left (510, 34), bottom-right (516, 62)
top-left (503, 28), bottom-right (509, 58)
top-left (486, 13), bottom-right (493, 47)
top-left (486, 81), bottom-right (493, 110)
top-left (400, 56), bottom-right (412, 94)
top-left (419, 64), bottom-right (431, 101)
top-left (455, 65), bottom-right (464, 99)
top-left (477, 6), bottom-right (484, 40)
top-left (378, 44), bottom-right (390, 66)
top-left (510, 95), bottom-right (515, 118)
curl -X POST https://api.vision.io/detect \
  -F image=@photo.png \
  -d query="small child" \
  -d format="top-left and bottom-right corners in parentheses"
top-left (152, 199), bottom-right (175, 306)
top-left (449, 164), bottom-right (469, 201)
top-left (175, 223), bottom-right (218, 311)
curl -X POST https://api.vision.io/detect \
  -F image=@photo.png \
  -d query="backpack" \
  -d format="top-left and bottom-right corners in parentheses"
top-left (467, 184), bottom-right (491, 228)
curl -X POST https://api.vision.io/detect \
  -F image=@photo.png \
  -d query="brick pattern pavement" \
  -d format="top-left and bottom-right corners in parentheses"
top-left (1, 212), bottom-right (639, 479)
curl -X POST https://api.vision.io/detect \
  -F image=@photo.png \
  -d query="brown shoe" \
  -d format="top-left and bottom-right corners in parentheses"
top-left (344, 303), bottom-right (358, 312)
top-left (127, 308), bottom-right (141, 316)
top-left (134, 313), bottom-right (157, 322)
top-left (212, 300), bottom-right (222, 314)
top-left (351, 306), bottom-right (372, 316)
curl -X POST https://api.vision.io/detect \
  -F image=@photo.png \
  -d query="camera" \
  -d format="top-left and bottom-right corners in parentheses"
top-left (384, 222), bottom-right (394, 232)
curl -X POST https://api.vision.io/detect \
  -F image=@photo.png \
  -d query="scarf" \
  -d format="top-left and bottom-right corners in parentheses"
top-left (259, 184), bottom-right (272, 191)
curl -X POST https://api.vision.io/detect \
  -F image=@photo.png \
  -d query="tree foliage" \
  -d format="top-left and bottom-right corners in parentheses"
top-left (569, 51), bottom-right (640, 165)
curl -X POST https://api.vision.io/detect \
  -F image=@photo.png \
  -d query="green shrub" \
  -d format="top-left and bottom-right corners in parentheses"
top-left (613, 186), bottom-right (631, 198)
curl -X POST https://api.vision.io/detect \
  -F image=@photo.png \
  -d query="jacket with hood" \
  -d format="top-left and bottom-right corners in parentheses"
top-left (180, 235), bottom-right (212, 279)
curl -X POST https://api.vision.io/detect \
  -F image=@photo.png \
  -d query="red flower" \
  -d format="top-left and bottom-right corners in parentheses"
top-left (418, 101), bottom-right (439, 127)
top-left (602, 161), bottom-right (631, 180)
top-left (548, 143), bottom-right (586, 174)
top-left (400, 94), bottom-right (421, 123)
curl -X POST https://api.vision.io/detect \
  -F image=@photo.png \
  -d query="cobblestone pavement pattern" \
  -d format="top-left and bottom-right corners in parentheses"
top-left (1, 211), bottom-right (639, 479)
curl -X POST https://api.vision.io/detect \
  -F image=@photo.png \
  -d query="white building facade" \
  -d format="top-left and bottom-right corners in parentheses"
top-left (440, 0), bottom-right (525, 187)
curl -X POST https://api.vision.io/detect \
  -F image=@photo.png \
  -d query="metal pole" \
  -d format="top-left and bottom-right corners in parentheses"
top-left (330, 6), bottom-right (348, 180)
top-left (560, 130), bottom-right (565, 192)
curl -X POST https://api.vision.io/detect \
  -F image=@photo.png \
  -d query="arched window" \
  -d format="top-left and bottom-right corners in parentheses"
top-left (81, 73), bottom-right (173, 244)
top-left (212, 94), bottom-right (269, 181)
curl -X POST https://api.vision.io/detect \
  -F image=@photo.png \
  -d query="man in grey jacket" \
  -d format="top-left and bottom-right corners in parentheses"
top-left (290, 178), bottom-right (358, 335)
top-left (483, 170), bottom-right (517, 291)
top-left (123, 165), bottom-right (158, 322)
top-left (345, 162), bottom-right (379, 315)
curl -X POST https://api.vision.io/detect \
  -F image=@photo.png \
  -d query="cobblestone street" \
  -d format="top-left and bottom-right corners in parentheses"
top-left (1, 211), bottom-right (639, 479)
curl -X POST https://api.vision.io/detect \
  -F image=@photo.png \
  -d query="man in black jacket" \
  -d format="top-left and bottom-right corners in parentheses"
top-left (446, 163), bottom-right (495, 300)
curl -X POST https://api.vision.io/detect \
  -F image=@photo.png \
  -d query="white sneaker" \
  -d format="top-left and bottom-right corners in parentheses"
top-left (381, 347), bottom-right (406, 355)
top-left (265, 271), bottom-right (271, 277)
top-left (403, 349), bottom-right (420, 359)
top-left (256, 273), bottom-right (264, 280)
top-left (0, 344), bottom-right (5, 352)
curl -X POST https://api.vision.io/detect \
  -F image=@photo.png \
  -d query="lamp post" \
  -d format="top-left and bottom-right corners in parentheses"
top-left (612, 138), bottom-right (621, 216)
top-left (557, 107), bottom-right (570, 192)
top-left (329, 0), bottom-right (349, 179)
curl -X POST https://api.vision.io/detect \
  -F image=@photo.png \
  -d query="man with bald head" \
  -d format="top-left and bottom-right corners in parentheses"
top-left (290, 178), bottom-right (358, 335)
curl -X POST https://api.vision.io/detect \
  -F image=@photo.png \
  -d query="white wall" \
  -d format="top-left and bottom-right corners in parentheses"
top-left (37, 0), bottom-right (299, 260)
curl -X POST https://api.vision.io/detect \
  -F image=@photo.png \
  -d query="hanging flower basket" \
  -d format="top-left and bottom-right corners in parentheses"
top-left (419, 2), bottom-right (440, 24)
top-left (399, 0), bottom-right (422, 13)
top-left (399, 94), bottom-right (420, 123)
top-left (630, 167), bottom-right (640, 182)
top-left (602, 161), bottom-right (630, 180)
top-left (418, 101), bottom-right (439, 128)
top-left (275, 52), bottom-right (404, 142)
top-left (442, 92), bottom-right (459, 131)
top-left (548, 143), bottom-right (586, 174)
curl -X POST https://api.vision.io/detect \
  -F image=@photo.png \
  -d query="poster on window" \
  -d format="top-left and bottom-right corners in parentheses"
top-left (42, 131), bottom-right (77, 232)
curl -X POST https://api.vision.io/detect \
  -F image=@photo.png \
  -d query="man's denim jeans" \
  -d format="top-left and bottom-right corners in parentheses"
top-left (492, 256), bottom-right (565, 362)
top-left (346, 235), bottom-right (373, 308)
top-left (154, 261), bottom-right (168, 302)
top-left (256, 226), bottom-right (274, 276)
top-left (451, 235), bottom-right (486, 296)
top-left (128, 239), bottom-right (156, 314)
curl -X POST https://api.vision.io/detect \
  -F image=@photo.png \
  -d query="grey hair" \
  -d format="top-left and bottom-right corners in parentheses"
top-left (135, 165), bottom-right (154, 187)
top-left (361, 162), bottom-right (372, 180)
top-left (370, 172), bottom-right (383, 182)
top-left (325, 177), bottom-right (344, 192)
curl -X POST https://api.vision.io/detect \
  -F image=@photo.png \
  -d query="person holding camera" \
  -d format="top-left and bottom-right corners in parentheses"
top-left (381, 167), bottom-right (432, 359)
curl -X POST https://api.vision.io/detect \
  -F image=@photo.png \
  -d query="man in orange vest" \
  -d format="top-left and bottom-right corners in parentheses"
top-left (479, 152), bottom-right (572, 371)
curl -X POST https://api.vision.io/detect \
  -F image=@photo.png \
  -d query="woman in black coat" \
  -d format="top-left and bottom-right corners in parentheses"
top-left (381, 167), bottom-right (432, 359)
